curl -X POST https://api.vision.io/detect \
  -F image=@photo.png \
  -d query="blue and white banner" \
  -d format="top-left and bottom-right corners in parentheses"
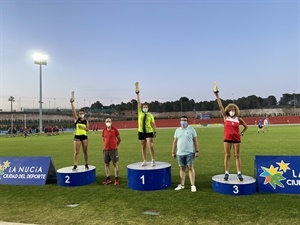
top-left (255, 155), bottom-right (300, 194)
top-left (0, 157), bottom-right (56, 185)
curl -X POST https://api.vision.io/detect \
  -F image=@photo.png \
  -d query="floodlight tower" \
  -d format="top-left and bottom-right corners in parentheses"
top-left (33, 53), bottom-right (48, 133)
top-left (294, 90), bottom-right (296, 115)
top-left (8, 96), bottom-right (15, 130)
top-left (131, 100), bottom-right (134, 121)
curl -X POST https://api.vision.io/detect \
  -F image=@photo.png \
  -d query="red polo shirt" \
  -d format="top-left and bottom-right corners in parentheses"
top-left (102, 126), bottom-right (119, 150)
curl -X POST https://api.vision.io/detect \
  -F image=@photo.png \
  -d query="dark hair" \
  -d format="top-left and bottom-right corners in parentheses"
top-left (79, 109), bottom-right (85, 112)
top-left (181, 115), bottom-right (188, 121)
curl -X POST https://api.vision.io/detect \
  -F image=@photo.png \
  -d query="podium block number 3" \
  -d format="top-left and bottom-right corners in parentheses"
top-left (233, 185), bottom-right (239, 194)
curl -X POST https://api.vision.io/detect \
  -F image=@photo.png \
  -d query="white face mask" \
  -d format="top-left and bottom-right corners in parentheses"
top-left (142, 108), bottom-right (148, 113)
top-left (229, 111), bottom-right (235, 117)
top-left (79, 114), bottom-right (85, 118)
top-left (105, 122), bottom-right (111, 127)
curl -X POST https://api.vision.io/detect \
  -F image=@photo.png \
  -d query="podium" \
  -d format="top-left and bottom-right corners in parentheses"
top-left (212, 174), bottom-right (256, 195)
top-left (57, 165), bottom-right (96, 187)
top-left (127, 161), bottom-right (171, 191)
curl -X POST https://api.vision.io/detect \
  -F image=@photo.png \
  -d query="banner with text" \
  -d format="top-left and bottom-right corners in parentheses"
top-left (255, 155), bottom-right (300, 194)
top-left (0, 157), bottom-right (57, 185)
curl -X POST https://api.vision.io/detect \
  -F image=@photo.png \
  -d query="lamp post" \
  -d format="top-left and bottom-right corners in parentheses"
top-left (8, 96), bottom-right (14, 130)
top-left (180, 98), bottom-right (182, 115)
top-left (131, 100), bottom-right (134, 121)
top-left (89, 100), bottom-right (91, 113)
top-left (293, 91), bottom-right (296, 115)
top-left (89, 101), bottom-right (92, 121)
top-left (33, 53), bottom-right (48, 133)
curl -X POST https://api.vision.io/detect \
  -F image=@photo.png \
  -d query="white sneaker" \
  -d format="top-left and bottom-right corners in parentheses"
top-left (141, 160), bottom-right (147, 166)
top-left (174, 184), bottom-right (184, 191)
top-left (151, 159), bottom-right (155, 166)
top-left (191, 185), bottom-right (197, 192)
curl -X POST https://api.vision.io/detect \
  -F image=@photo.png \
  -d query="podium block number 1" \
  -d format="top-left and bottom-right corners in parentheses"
top-left (140, 175), bottom-right (145, 185)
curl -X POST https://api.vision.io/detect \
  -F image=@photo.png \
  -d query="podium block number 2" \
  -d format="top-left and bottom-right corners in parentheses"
top-left (140, 175), bottom-right (145, 185)
top-left (65, 175), bottom-right (70, 184)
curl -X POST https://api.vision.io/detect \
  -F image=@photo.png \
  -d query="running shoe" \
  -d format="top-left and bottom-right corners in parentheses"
top-left (151, 159), bottom-right (155, 166)
top-left (191, 185), bottom-right (197, 192)
top-left (224, 173), bottom-right (229, 181)
top-left (72, 165), bottom-right (77, 171)
top-left (141, 160), bottom-right (147, 166)
top-left (85, 164), bottom-right (89, 170)
top-left (102, 179), bottom-right (111, 185)
top-left (174, 184), bottom-right (185, 191)
top-left (237, 173), bottom-right (244, 181)
top-left (114, 179), bottom-right (120, 185)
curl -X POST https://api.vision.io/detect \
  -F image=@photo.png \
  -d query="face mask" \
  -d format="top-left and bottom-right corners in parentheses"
top-left (79, 114), bottom-right (85, 118)
top-left (180, 121), bottom-right (187, 127)
top-left (142, 108), bottom-right (148, 113)
top-left (229, 111), bottom-right (235, 117)
top-left (105, 122), bottom-right (111, 127)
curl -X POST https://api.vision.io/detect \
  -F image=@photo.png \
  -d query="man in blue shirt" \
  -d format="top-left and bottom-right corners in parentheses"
top-left (172, 116), bottom-right (200, 192)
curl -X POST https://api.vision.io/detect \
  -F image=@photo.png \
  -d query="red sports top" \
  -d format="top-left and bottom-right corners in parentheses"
top-left (102, 126), bottom-right (120, 150)
top-left (224, 116), bottom-right (241, 142)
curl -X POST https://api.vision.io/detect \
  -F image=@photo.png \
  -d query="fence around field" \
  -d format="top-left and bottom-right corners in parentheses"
top-left (90, 116), bottom-right (300, 130)
top-left (0, 110), bottom-right (299, 134)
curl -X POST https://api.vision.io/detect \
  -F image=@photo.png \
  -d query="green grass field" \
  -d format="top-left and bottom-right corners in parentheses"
top-left (0, 125), bottom-right (300, 225)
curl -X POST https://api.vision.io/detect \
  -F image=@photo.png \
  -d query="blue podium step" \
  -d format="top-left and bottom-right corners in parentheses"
top-left (57, 165), bottom-right (96, 187)
top-left (212, 174), bottom-right (256, 195)
top-left (127, 161), bottom-right (171, 191)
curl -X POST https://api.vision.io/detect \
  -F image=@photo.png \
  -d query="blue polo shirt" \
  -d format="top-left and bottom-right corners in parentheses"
top-left (174, 126), bottom-right (197, 156)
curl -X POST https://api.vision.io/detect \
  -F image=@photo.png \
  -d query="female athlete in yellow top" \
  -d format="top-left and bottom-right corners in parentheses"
top-left (135, 82), bottom-right (157, 166)
top-left (70, 97), bottom-right (89, 171)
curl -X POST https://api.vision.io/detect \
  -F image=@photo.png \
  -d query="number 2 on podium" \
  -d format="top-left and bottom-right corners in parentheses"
top-left (140, 175), bottom-right (145, 184)
top-left (65, 175), bottom-right (70, 184)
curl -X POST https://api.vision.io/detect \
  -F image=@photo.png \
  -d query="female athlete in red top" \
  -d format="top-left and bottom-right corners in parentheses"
top-left (214, 83), bottom-right (247, 181)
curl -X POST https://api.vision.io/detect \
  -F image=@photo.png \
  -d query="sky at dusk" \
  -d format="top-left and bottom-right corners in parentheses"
top-left (0, 0), bottom-right (299, 111)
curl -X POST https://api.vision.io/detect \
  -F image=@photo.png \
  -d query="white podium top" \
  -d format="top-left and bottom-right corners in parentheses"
top-left (127, 161), bottom-right (171, 170)
top-left (57, 165), bottom-right (96, 174)
top-left (212, 174), bottom-right (256, 184)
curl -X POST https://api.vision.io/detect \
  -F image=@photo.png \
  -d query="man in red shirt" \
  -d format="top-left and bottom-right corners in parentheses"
top-left (102, 118), bottom-right (121, 185)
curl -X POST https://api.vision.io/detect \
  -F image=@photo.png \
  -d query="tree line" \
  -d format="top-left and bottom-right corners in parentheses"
top-left (88, 93), bottom-right (298, 113)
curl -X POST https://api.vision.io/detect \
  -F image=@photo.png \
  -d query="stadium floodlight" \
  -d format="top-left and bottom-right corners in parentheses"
top-left (33, 53), bottom-right (48, 133)
top-left (33, 53), bottom-right (48, 65)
